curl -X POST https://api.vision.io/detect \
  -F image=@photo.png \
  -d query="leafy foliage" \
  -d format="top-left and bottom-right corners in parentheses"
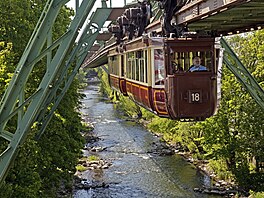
top-left (0, 1), bottom-right (84, 197)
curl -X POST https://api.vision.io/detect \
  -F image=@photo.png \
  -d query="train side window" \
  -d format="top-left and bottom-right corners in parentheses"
top-left (132, 57), bottom-right (135, 80)
top-left (109, 55), bottom-right (119, 75)
top-left (137, 50), bottom-right (146, 83)
top-left (144, 50), bottom-right (148, 83)
top-left (127, 52), bottom-right (134, 79)
top-left (139, 59), bottom-right (144, 82)
top-left (135, 50), bottom-right (143, 81)
top-left (126, 50), bottom-right (148, 83)
top-left (127, 60), bottom-right (131, 79)
top-left (135, 58), bottom-right (139, 81)
top-left (121, 55), bottom-right (124, 77)
top-left (154, 49), bottom-right (165, 85)
top-left (109, 56), bottom-right (112, 74)
top-left (115, 56), bottom-right (119, 75)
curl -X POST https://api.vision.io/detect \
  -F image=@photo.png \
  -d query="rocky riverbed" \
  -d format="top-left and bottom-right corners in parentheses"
top-left (73, 84), bottom-right (237, 198)
top-left (74, 127), bottom-right (240, 197)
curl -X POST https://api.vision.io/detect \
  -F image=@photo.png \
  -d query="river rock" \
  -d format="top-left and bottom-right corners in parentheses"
top-left (83, 159), bottom-right (112, 170)
top-left (89, 146), bottom-right (107, 152)
top-left (81, 181), bottom-right (109, 189)
top-left (194, 186), bottom-right (238, 196)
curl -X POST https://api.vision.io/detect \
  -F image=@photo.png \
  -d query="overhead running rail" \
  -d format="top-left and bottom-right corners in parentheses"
top-left (175, 0), bottom-right (264, 36)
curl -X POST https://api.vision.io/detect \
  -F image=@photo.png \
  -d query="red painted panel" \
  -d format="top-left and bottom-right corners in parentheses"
top-left (152, 89), bottom-right (168, 116)
top-left (120, 79), bottom-right (127, 96)
top-left (110, 75), bottom-right (119, 91)
top-left (165, 72), bottom-right (217, 120)
top-left (139, 87), bottom-right (150, 107)
top-left (125, 80), bottom-right (169, 117)
top-left (131, 83), bottom-right (141, 103)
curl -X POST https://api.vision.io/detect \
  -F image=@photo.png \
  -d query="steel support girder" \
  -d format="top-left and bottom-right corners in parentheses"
top-left (0, 0), bottom-right (97, 184)
top-left (37, 8), bottom-right (113, 138)
top-left (37, 7), bottom-right (113, 120)
top-left (221, 38), bottom-right (264, 110)
top-left (0, 0), bottom-right (61, 129)
top-left (38, 6), bottom-right (112, 123)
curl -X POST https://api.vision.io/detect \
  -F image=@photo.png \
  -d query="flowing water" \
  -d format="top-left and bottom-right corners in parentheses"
top-left (74, 83), bottom-right (221, 198)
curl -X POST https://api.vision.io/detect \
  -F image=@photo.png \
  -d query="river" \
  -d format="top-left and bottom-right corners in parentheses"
top-left (73, 83), bottom-right (221, 198)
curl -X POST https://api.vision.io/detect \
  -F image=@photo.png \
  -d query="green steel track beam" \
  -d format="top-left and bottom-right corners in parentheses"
top-left (0, 0), bottom-right (99, 184)
top-left (221, 38), bottom-right (264, 110)
top-left (37, 7), bottom-right (114, 138)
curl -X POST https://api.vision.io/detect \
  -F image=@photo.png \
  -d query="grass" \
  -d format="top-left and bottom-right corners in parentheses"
top-left (76, 164), bottom-right (87, 172)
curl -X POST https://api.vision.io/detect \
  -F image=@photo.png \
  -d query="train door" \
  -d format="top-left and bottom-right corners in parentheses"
top-left (137, 50), bottom-right (150, 108)
top-left (120, 54), bottom-right (127, 95)
top-left (151, 48), bottom-right (169, 116)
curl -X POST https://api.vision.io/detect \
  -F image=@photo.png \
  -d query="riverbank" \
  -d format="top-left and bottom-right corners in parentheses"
top-left (73, 84), bottom-right (226, 198)
top-left (75, 116), bottom-right (239, 197)
top-left (138, 118), bottom-right (243, 197)
top-left (74, 117), bottom-right (240, 197)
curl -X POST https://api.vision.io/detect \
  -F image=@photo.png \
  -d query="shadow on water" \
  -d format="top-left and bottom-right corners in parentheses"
top-left (74, 83), bottom-right (222, 198)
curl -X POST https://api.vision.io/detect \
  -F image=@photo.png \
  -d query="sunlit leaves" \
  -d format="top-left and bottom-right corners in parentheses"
top-left (0, 0), bottom-right (83, 197)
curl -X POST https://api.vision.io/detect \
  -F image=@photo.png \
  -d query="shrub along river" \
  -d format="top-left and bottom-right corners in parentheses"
top-left (73, 83), bottom-right (222, 198)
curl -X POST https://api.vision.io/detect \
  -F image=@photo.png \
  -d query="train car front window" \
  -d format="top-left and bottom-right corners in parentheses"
top-left (169, 50), bottom-right (213, 73)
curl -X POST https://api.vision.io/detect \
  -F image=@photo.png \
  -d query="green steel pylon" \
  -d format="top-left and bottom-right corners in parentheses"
top-left (36, 6), bottom-right (114, 138)
top-left (0, 0), bottom-right (117, 184)
top-left (221, 38), bottom-right (264, 110)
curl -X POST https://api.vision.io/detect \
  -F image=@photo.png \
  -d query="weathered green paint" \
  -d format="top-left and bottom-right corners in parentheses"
top-left (37, 7), bottom-right (114, 138)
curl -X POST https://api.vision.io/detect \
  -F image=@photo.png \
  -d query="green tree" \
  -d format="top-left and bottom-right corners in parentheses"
top-left (201, 31), bottom-right (264, 190)
top-left (0, 1), bottom-right (84, 197)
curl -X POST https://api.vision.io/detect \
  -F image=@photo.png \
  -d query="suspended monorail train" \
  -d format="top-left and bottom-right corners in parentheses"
top-left (108, 36), bottom-right (223, 121)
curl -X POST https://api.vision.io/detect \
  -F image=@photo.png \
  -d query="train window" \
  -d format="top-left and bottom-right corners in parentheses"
top-left (137, 50), bottom-right (145, 83)
top-left (135, 59), bottom-right (139, 81)
top-left (109, 56), bottom-right (113, 74)
top-left (154, 49), bottom-right (165, 85)
top-left (136, 50), bottom-right (143, 58)
top-left (121, 55), bottom-right (124, 77)
top-left (132, 57), bottom-right (135, 80)
top-left (169, 49), bottom-right (213, 73)
top-left (127, 52), bottom-right (134, 79)
top-left (139, 59), bottom-right (144, 82)
top-left (109, 55), bottom-right (119, 75)
top-left (126, 50), bottom-right (148, 83)
top-left (145, 50), bottom-right (148, 83)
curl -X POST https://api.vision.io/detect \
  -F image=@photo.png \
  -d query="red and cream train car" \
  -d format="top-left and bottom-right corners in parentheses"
top-left (108, 36), bottom-right (223, 121)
